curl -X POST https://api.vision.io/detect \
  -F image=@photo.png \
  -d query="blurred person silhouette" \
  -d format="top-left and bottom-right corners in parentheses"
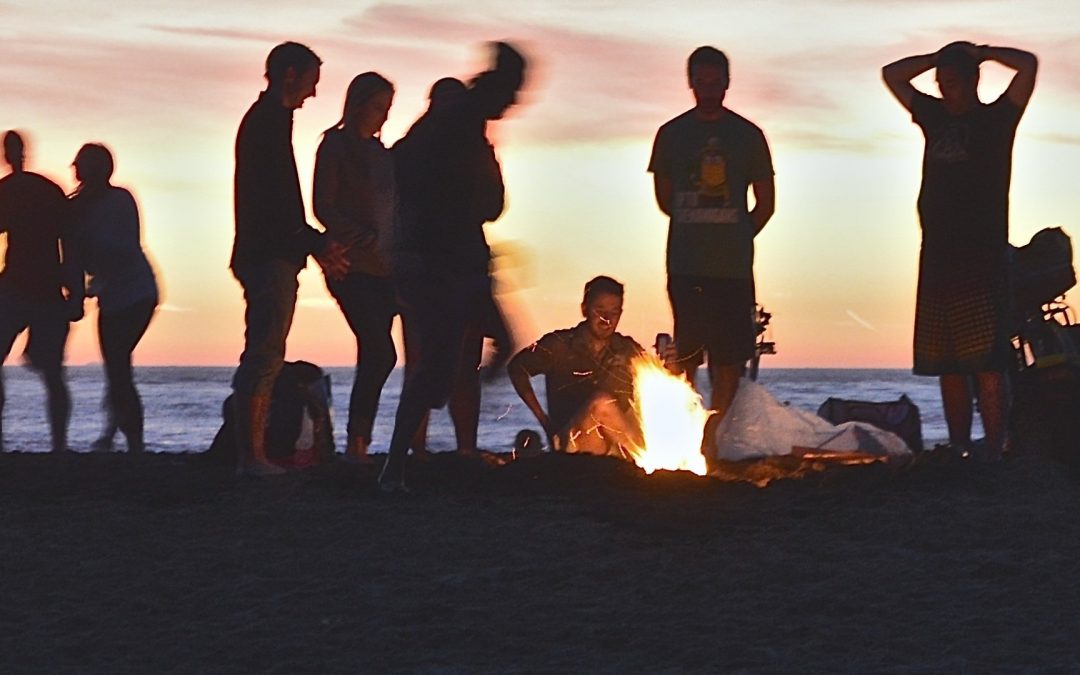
top-left (0, 130), bottom-right (83, 453)
top-left (314, 72), bottom-right (398, 465)
top-left (69, 143), bottom-right (158, 454)
top-left (380, 42), bottom-right (527, 491)
top-left (406, 76), bottom-right (517, 458)
top-left (883, 41), bottom-right (1038, 457)
top-left (231, 41), bottom-right (350, 476)
top-left (648, 46), bottom-right (775, 421)
top-left (508, 276), bottom-right (644, 456)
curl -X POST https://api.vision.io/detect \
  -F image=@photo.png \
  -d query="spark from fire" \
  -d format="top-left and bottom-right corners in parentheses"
top-left (626, 356), bottom-right (711, 476)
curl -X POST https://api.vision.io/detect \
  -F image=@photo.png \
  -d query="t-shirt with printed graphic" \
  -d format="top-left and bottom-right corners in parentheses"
top-left (912, 92), bottom-right (1022, 258)
top-left (648, 109), bottom-right (774, 279)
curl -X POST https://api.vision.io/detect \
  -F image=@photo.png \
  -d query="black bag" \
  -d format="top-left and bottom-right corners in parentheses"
top-left (207, 361), bottom-right (335, 466)
top-left (1012, 227), bottom-right (1076, 315)
top-left (817, 395), bottom-right (923, 452)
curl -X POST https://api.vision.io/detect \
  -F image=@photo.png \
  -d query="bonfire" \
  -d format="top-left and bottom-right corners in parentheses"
top-left (625, 356), bottom-right (711, 476)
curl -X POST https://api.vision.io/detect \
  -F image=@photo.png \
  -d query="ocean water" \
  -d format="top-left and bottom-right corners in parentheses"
top-left (0, 365), bottom-right (958, 454)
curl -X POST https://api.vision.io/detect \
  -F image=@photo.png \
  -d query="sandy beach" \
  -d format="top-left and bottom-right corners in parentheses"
top-left (2, 448), bottom-right (1079, 673)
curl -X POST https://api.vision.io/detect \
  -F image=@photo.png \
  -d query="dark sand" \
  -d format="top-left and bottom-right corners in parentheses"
top-left (2, 450), bottom-right (1079, 673)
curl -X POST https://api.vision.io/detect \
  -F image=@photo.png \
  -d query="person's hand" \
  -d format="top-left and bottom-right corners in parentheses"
top-left (661, 341), bottom-right (680, 373)
top-left (539, 414), bottom-right (559, 452)
top-left (317, 239), bottom-right (350, 281)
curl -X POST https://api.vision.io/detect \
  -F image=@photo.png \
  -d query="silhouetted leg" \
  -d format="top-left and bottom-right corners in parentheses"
top-left (99, 302), bottom-right (154, 454)
top-left (381, 380), bottom-right (432, 487)
top-left (232, 261), bottom-right (297, 476)
top-left (975, 370), bottom-right (1007, 452)
top-left (0, 305), bottom-right (27, 452)
top-left (411, 411), bottom-right (430, 456)
top-left (42, 366), bottom-right (70, 453)
top-left (448, 324), bottom-right (484, 454)
top-left (940, 374), bottom-right (974, 447)
top-left (350, 279), bottom-right (397, 458)
top-left (708, 362), bottom-right (743, 420)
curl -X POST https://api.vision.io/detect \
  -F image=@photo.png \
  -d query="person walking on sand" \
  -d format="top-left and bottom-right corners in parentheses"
top-left (648, 46), bottom-right (775, 422)
top-left (883, 41), bottom-right (1037, 457)
top-left (313, 72), bottom-right (398, 465)
top-left (231, 41), bottom-right (350, 477)
top-left (0, 130), bottom-right (83, 453)
top-left (69, 143), bottom-right (159, 455)
top-left (508, 276), bottom-right (645, 457)
top-left (378, 42), bottom-right (527, 492)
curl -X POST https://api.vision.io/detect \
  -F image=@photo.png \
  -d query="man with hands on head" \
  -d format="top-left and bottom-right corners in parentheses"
top-left (882, 41), bottom-right (1037, 457)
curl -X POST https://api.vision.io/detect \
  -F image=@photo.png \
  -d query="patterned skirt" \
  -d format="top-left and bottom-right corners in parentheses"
top-left (913, 249), bottom-right (1011, 376)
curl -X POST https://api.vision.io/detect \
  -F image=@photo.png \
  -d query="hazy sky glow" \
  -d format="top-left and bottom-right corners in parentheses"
top-left (2, 0), bottom-right (1079, 367)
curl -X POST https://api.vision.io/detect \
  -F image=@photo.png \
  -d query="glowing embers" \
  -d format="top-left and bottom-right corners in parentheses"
top-left (626, 356), bottom-right (711, 476)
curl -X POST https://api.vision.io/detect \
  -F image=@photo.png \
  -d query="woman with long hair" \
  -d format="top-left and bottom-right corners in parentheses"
top-left (313, 72), bottom-right (398, 463)
top-left (70, 143), bottom-right (158, 453)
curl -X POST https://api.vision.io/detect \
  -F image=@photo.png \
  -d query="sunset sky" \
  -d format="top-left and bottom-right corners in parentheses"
top-left (2, 0), bottom-right (1078, 367)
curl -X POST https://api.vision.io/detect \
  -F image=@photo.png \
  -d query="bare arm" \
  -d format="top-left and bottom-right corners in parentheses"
top-left (980, 45), bottom-right (1038, 109)
top-left (882, 52), bottom-right (937, 112)
top-left (750, 177), bottom-right (775, 236)
top-left (653, 174), bottom-right (673, 216)
top-left (507, 349), bottom-right (555, 443)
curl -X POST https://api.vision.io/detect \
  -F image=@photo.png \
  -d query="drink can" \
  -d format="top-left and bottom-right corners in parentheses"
top-left (654, 332), bottom-right (672, 357)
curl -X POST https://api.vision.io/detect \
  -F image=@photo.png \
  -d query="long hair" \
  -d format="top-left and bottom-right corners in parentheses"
top-left (71, 143), bottom-right (114, 199)
top-left (324, 72), bottom-right (394, 136)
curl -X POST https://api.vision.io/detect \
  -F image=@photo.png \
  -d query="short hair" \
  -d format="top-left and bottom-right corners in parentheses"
top-left (74, 143), bottom-right (114, 184)
top-left (937, 44), bottom-right (979, 79)
top-left (687, 46), bottom-right (730, 84)
top-left (429, 77), bottom-right (466, 107)
top-left (3, 130), bottom-right (24, 163)
top-left (3, 129), bottom-right (23, 154)
top-left (582, 276), bottom-right (624, 306)
top-left (265, 41), bottom-right (322, 84)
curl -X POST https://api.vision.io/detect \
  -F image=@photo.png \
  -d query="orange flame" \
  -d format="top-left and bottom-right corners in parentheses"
top-left (626, 356), bottom-right (711, 476)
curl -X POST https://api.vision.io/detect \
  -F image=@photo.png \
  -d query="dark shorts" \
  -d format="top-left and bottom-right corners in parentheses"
top-left (232, 259), bottom-right (301, 397)
top-left (667, 275), bottom-right (756, 368)
top-left (914, 250), bottom-right (1010, 376)
top-left (0, 287), bottom-right (69, 372)
top-left (396, 269), bottom-right (490, 409)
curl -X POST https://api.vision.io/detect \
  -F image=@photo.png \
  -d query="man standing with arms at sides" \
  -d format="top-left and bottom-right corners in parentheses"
top-left (0, 130), bottom-right (83, 453)
top-left (883, 42), bottom-right (1037, 457)
top-left (648, 46), bottom-right (775, 422)
top-left (231, 42), bottom-right (349, 476)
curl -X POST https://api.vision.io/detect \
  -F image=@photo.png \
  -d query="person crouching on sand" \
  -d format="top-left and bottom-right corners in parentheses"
top-left (508, 276), bottom-right (645, 457)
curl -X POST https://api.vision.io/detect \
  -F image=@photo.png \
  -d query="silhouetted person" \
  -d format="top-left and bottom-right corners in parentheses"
top-left (883, 41), bottom-right (1038, 456)
top-left (314, 72), bottom-right (398, 464)
top-left (648, 46), bottom-right (775, 420)
top-left (380, 42), bottom-right (527, 491)
top-left (69, 143), bottom-right (158, 454)
top-left (0, 130), bottom-right (83, 453)
top-left (406, 76), bottom-right (517, 457)
top-left (231, 41), bottom-right (350, 476)
top-left (508, 276), bottom-right (644, 456)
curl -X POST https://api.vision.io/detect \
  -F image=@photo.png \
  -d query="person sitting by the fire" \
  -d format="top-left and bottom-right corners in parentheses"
top-left (508, 276), bottom-right (645, 456)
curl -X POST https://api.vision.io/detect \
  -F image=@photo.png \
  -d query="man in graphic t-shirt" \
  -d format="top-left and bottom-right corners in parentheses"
top-left (648, 46), bottom-right (775, 421)
top-left (883, 41), bottom-right (1037, 456)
